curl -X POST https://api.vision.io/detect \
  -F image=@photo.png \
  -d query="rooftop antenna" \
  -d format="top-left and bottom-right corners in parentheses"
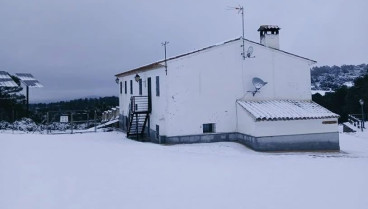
top-left (161, 41), bottom-right (169, 75)
top-left (228, 5), bottom-right (245, 59)
top-left (247, 77), bottom-right (268, 96)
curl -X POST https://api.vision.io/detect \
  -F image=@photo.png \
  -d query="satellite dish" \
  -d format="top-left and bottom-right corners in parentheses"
top-left (248, 77), bottom-right (267, 96)
top-left (246, 46), bottom-right (255, 58)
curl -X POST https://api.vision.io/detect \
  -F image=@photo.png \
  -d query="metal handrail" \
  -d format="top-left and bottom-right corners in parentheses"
top-left (348, 114), bottom-right (365, 129)
top-left (130, 96), bottom-right (149, 113)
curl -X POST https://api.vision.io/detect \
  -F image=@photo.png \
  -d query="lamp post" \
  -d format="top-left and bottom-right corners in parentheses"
top-left (359, 99), bottom-right (364, 131)
top-left (134, 74), bottom-right (140, 82)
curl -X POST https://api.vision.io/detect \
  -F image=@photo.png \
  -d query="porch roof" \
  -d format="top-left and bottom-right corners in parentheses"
top-left (237, 100), bottom-right (339, 121)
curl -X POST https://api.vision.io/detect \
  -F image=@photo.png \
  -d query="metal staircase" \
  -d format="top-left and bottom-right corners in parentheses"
top-left (127, 96), bottom-right (150, 139)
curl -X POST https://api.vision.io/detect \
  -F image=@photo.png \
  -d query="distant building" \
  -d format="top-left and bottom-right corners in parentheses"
top-left (115, 25), bottom-right (339, 151)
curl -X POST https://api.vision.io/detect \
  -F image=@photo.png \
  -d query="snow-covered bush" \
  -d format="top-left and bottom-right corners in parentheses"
top-left (47, 122), bottom-right (71, 131)
top-left (0, 120), bottom-right (11, 130)
top-left (12, 118), bottom-right (38, 132)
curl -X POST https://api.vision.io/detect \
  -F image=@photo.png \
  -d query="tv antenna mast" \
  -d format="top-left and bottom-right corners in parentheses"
top-left (229, 5), bottom-right (246, 59)
top-left (161, 41), bottom-right (169, 75)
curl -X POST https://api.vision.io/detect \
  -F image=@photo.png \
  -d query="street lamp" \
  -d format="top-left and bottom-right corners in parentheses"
top-left (115, 77), bottom-right (119, 84)
top-left (134, 74), bottom-right (141, 82)
top-left (359, 99), bottom-right (364, 131)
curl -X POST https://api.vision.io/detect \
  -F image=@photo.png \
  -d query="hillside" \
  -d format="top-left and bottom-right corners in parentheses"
top-left (311, 64), bottom-right (367, 90)
top-left (313, 74), bottom-right (368, 122)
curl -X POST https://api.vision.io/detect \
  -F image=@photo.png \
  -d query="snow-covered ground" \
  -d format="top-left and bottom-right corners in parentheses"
top-left (0, 130), bottom-right (367, 209)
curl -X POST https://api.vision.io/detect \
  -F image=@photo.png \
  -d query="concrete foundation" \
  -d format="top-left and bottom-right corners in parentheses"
top-left (119, 116), bottom-right (339, 151)
top-left (146, 130), bottom-right (339, 151)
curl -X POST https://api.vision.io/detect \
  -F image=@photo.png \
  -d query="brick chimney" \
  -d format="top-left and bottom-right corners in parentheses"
top-left (258, 25), bottom-right (280, 49)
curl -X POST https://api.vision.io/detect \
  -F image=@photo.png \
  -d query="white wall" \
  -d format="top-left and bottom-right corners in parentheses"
top-left (165, 41), bottom-right (244, 137)
top-left (242, 41), bottom-right (313, 101)
top-left (260, 34), bottom-right (280, 49)
top-left (118, 38), bottom-right (316, 137)
top-left (118, 66), bottom-right (168, 135)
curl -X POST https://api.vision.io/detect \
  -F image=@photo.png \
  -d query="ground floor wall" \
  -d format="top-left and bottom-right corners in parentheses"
top-left (136, 129), bottom-right (339, 151)
top-left (119, 114), bottom-right (340, 151)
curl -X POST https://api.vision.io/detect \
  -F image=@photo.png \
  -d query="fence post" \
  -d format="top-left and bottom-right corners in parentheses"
top-left (87, 113), bottom-right (90, 128)
top-left (94, 110), bottom-right (97, 132)
top-left (12, 108), bottom-right (15, 134)
top-left (46, 112), bottom-right (49, 134)
top-left (71, 113), bottom-right (74, 134)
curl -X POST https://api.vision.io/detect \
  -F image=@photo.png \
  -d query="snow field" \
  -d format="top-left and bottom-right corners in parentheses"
top-left (0, 131), bottom-right (367, 209)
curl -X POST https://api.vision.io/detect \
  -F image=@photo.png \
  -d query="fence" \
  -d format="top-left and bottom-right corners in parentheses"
top-left (45, 110), bottom-right (99, 134)
top-left (348, 114), bottom-right (365, 130)
top-left (102, 106), bottom-right (119, 122)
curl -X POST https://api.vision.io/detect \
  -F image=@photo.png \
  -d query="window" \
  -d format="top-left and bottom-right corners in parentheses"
top-left (203, 123), bottom-right (215, 133)
top-left (156, 76), bottom-right (160, 96)
top-left (124, 81), bottom-right (127, 94)
top-left (120, 82), bottom-right (122, 94)
top-left (156, 125), bottom-right (159, 139)
top-left (130, 80), bottom-right (133, 94)
top-left (139, 79), bottom-right (142, 95)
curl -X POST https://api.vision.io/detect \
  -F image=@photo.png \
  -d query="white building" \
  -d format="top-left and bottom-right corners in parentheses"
top-left (115, 25), bottom-right (339, 151)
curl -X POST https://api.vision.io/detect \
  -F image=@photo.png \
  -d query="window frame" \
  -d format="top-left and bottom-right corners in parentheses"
top-left (156, 76), bottom-right (160, 96)
top-left (130, 80), bottom-right (133, 94)
top-left (139, 79), bottom-right (142, 95)
top-left (203, 123), bottom-right (216, 133)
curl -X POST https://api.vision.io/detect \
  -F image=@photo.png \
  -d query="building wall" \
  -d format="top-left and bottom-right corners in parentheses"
top-left (163, 39), bottom-right (314, 137)
top-left (236, 103), bottom-right (338, 137)
top-left (118, 39), bottom-right (316, 138)
top-left (164, 40), bottom-right (244, 137)
top-left (241, 41), bottom-right (313, 101)
top-left (117, 66), bottom-right (168, 137)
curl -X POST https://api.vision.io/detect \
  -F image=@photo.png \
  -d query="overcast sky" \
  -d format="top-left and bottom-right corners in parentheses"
top-left (0, 0), bottom-right (367, 103)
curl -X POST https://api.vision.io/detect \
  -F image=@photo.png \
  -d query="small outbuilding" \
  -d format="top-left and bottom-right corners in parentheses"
top-left (115, 25), bottom-right (339, 151)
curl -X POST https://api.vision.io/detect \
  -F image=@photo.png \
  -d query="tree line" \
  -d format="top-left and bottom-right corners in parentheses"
top-left (29, 96), bottom-right (119, 123)
top-left (313, 74), bottom-right (368, 123)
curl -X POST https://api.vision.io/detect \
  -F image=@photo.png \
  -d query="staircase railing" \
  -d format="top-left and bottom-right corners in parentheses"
top-left (348, 114), bottom-right (365, 130)
top-left (127, 96), bottom-right (150, 139)
top-left (130, 96), bottom-right (150, 113)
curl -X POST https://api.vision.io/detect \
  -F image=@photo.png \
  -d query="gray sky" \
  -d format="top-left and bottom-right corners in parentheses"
top-left (0, 0), bottom-right (367, 103)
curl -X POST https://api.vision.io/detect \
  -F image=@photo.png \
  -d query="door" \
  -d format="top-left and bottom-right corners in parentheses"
top-left (147, 77), bottom-right (152, 112)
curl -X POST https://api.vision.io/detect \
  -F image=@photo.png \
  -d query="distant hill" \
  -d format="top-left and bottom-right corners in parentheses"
top-left (311, 64), bottom-right (367, 90)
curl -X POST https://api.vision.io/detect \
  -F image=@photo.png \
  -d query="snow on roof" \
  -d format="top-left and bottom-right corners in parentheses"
top-left (237, 100), bottom-right (339, 121)
top-left (115, 37), bottom-right (316, 77)
top-left (258, 25), bottom-right (281, 31)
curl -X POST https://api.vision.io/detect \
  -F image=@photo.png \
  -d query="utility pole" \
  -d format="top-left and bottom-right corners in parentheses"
top-left (26, 86), bottom-right (29, 117)
top-left (162, 41), bottom-right (169, 75)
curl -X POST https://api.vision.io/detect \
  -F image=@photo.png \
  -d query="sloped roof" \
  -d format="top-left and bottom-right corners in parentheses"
top-left (237, 100), bottom-right (339, 121)
top-left (115, 37), bottom-right (316, 77)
